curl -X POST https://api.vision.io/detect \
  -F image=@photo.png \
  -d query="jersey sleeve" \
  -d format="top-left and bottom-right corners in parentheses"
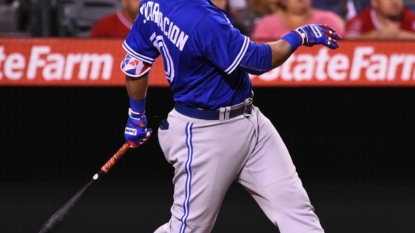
top-left (192, 13), bottom-right (250, 74)
top-left (122, 9), bottom-right (160, 65)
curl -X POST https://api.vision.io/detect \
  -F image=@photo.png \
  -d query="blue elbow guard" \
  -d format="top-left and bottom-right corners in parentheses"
top-left (121, 54), bottom-right (151, 78)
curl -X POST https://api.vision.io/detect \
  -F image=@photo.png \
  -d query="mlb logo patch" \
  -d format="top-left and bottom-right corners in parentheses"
top-left (120, 54), bottom-right (151, 77)
top-left (125, 127), bottom-right (137, 136)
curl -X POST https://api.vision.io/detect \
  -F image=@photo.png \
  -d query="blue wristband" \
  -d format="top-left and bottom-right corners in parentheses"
top-left (281, 31), bottom-right (303, 53)
top-left (129, 97), bottom-right (146, 112)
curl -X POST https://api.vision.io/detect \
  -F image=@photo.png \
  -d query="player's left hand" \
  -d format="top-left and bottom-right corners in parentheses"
top-left (124, 108), bottom-right (152, 148)
top-left (294, 24), bottom-right (342, 49)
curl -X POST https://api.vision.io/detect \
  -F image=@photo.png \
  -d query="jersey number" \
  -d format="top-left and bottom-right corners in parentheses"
top-left (150, 33), bottom-right (175, 82)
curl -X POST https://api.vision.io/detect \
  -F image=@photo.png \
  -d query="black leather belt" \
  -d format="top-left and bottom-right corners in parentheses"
top-left (174, 102), bottom-right (252, 120)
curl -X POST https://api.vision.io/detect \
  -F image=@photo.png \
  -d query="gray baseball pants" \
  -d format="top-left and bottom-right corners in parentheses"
top-left (154, 106), bottom-right (323, 233)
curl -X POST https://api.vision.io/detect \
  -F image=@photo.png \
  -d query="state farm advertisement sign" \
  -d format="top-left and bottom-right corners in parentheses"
top-left (0, 39), bottom-right (127, 86)
top-left (251, 42), bottom-right (415, 86)
top-left (1, 38), bottom-right (415, 86)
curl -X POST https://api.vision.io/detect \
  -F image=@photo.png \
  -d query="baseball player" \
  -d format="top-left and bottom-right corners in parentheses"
top-left (120, 0), bottom-right (341, 232)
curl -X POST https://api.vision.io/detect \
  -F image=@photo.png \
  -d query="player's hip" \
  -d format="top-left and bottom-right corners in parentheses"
top-left (173, 93), bottom-right (253, 121)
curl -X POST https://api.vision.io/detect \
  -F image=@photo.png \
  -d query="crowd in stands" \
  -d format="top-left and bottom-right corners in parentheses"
top-left (90, 0), bottom-right (140, 37)
top-left (1, 0), bottom-right (415, 40)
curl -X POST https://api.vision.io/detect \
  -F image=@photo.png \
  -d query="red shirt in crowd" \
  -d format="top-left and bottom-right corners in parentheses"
top-left (90, 10), bottom-right (133, 38)
top-left (346, 7), bottom-right (415, 36)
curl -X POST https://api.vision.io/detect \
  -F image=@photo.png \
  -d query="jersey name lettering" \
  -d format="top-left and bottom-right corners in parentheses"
top-left (140, 1), bottom-right (189, 51)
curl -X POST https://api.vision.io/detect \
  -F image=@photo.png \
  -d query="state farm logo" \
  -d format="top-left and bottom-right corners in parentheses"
top-left (0, 46), bottom-right (113, 81)
top-left (251, 46), bottom-right (415, 82)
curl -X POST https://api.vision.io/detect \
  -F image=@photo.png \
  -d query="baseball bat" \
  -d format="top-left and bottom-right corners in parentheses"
top-left (37, 142), bottom-right (130, 233)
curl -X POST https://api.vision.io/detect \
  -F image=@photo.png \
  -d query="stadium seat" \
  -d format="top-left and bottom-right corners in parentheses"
top-left (57, 0), bottom-right (121, 37)
top-left (0, 1), bottom-right (19, 33)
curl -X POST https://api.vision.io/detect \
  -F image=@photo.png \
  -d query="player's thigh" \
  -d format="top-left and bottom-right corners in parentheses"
top-left (236, 109), bottom-right (323, 232)
top-left (158, 110), bottom-right (257, 226)
top-left (238, 171), bottom-right (323, 233)
top-left (157, 109), bottom-right (204, 164)
top-left (242, 108), bottom-right (296, 186)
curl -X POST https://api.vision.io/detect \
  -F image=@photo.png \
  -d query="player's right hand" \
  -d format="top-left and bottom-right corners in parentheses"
top-left (124, 108), bottom-right (152, 148)
top-left (294, 24), bottom-right (342, 49)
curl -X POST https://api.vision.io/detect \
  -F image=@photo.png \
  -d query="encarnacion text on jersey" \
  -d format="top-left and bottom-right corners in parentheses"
top-left (140, 1), bottom-right (189, 51)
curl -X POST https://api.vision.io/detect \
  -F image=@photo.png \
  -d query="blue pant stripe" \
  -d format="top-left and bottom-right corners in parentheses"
top-left (179, 122), bottom-right (194, 233)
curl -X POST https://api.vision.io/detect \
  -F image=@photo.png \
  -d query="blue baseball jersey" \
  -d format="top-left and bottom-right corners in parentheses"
top-left (123, 0), bottom-right (253, 110)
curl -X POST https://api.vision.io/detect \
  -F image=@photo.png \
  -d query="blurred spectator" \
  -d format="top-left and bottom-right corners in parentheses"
top-left (345, 0), bottom-right (371, 20)
top-left (30, 0), bottom-right (60, 37)
top-left (310, 0), bottom-right (371, 21)
top-left (16, 0), bottom-right (32, 32)
top-left (211, 0), bottom-right (230, 11)
top-left (345, 0), bottom-right (415, 40)
top-left (90, 0), bottom-right (140, 38)
top-left (229, 0), bottom-right (247, 12)
top-left (312, 0), bottom-right (348, 20)
top-left (215, 0), bottom-right (241, 17)
top-left (234, 0), bottom-right (279, 36)
top-left (252, 0), bottom-right (345, 40)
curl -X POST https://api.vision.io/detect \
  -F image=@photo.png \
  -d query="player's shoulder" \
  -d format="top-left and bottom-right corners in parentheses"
top-left (163, 0), bottom-right (230, 35)
top-left (190, 0), bottom-right (227, 20)
top-left (140, 0), bottom-right (223, 23)
top-left (140, 0), bottom-right (216, 12)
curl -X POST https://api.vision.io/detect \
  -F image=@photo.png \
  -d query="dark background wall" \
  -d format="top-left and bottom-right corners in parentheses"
top-left (1, 87), bottom-right (414, 233)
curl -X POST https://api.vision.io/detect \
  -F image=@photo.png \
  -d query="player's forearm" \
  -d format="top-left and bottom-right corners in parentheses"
top-left (126, 74), bottom-right (149, 100)
top-left (239, 25), bottom-right (340, 74)
top-left (267, 40), bottom-right (294, 69)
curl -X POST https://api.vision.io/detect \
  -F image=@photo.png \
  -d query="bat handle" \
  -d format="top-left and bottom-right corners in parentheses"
top-left (100, 142), bottom-right (130, 173)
